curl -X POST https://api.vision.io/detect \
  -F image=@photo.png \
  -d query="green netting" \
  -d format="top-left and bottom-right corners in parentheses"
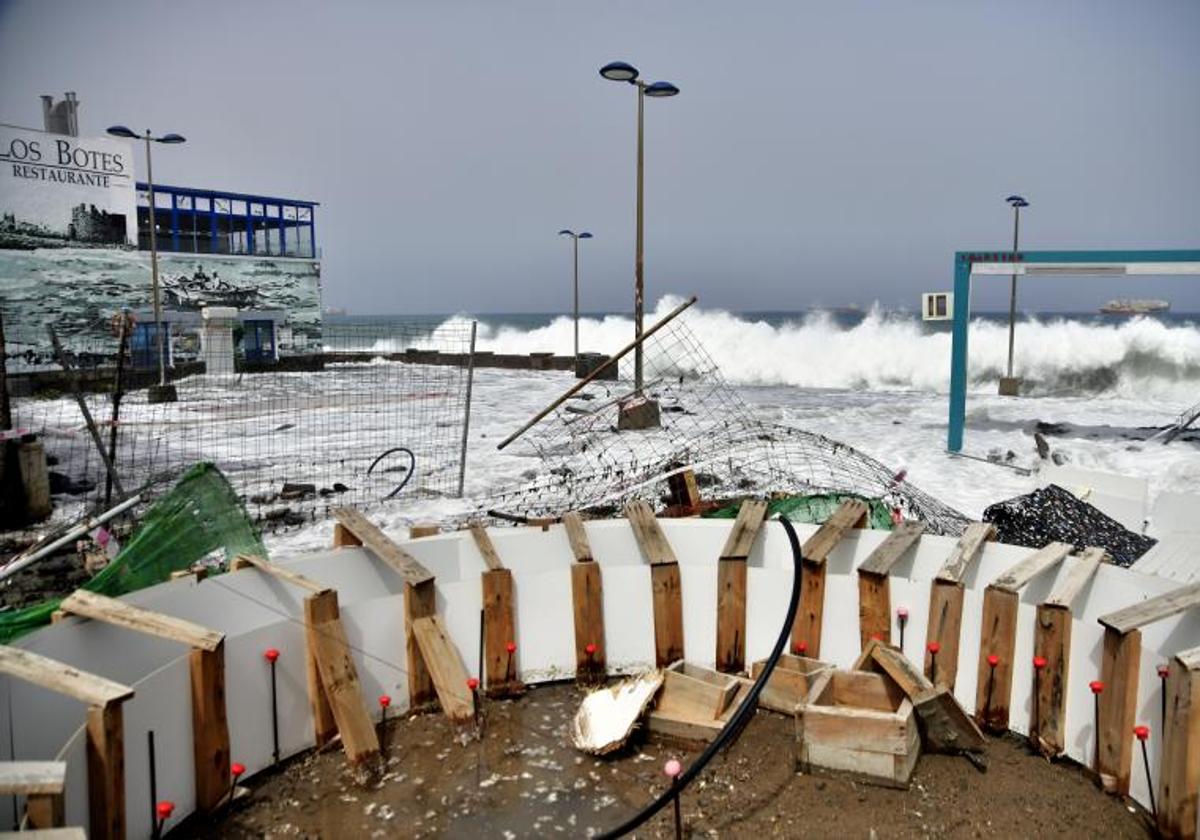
top-left (704, 492), bottom-right (895, 530)
top-left (0, 462), bottom-right (264, 644)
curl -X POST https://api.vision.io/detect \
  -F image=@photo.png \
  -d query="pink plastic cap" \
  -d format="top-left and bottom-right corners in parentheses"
top-left (664, 758), bottom-right (682, 778)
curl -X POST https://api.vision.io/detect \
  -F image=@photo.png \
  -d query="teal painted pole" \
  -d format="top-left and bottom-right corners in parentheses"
top-left (947, 255), bottom-right (972, 452)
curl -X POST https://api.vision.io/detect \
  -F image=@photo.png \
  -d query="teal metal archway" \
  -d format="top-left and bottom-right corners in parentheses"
top-left (947, 249), bottom-right (1200, 452)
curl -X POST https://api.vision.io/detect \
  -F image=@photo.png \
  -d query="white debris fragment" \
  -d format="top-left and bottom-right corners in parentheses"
top-left (570, 671), bottom-right (664, 755)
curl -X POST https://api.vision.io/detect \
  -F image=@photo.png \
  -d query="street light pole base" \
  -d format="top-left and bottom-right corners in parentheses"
top-left (998, 377), bottom-right (1021, 397)
top-left (617, 396), bottom-right (660, 430)
top-left (148, 384), bottom-right (178, 404)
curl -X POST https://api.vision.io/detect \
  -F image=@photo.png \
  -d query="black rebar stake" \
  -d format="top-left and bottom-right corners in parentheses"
top-left (672, 782), bottom-right (682, 840)
top-left (1032, 672), bottom-right (1040, 747)
top-left (898, 614), bottom-right (907, 650)
top-left (929, 652), bottom-right (937, 685)
top-left (985, 669), bottom-right (995, 721)
top-left (269, 658), bottom-right (280, 764)
top-left (148, 730), bottom-right (159, 840)
top-left (1160, 667), bottom-right (1169, 735)
top-left (1140, 738), bottom-right (1158, 823)
top-left (478, 608), bottom-right (486, 692)
top-left (1092, 690), bottom-right (1102, 774)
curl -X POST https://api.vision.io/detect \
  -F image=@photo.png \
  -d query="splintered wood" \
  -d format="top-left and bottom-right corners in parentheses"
top-left (795, 500), bottom-right (869, 659)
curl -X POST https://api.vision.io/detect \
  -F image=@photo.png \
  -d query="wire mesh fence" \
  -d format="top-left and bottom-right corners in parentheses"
top-left (482, 305), bottom-right (969, 534)
top-left (5, 319), bottom-right (475, 530)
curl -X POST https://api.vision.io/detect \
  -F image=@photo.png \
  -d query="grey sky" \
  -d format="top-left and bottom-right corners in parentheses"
top-left (2, 0), bottom-right (1198, 314)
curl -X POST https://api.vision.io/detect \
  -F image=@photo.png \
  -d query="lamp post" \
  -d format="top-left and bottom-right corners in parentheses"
top-left (557, 229), bottom-right (593, 362)
top-left (107, 125), bottom-right (186, 404)
top-left (1000, 194), bottom-right (1029, 397)
top-left (599, 61), bottom-right (678, 395)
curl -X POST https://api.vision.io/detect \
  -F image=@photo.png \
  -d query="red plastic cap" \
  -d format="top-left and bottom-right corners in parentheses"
top-left (1158, 664), bottom-right (1170, 678)
top-left (231, 762), bottom-right (245, 777)
top-left (793, 641), bottom-right (808, 654)
top-left (506, 641), bottom-right (517, 654)
top-left (1134, 725), bottom-right (1150, 741)
top-left (467, 677), bottom-right (479, 691)
top-left (264, 648), bottom-right (280, 663)
top-left (897, 607), bottom-right (909, 619)
top-left (378, 694), bottom-right (391, 708)
top-left (156, 801), bottom-right (175, 819)
top-left (1033, 656), bottom-right (1048, 670)
top-left (870, 634), bottom-right (883, 641)
top-left (987, 654), bottom-right (999, 668)
top-left (1089, 680), bottom-right (1105, 694)
top-left (585, 643), bottom-right (597, 655)
top-left (927, 641), bottom-right (940, 655)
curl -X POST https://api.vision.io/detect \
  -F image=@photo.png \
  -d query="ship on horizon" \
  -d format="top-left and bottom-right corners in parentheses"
top-left (1099, 298), bottom-right (1171, 315)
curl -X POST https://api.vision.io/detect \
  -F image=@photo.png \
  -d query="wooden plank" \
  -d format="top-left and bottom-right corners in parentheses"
top-left (303, 591), bottom-right (338, 745)
top-left (988, 542), bottom-right (1071, 593)
top-left (410, 615), bottom-right (476, 723)
top-left (85, 702), bottom-right (124, 840)
top-left (1045, 547), bottom-right (1104, 608)
top-left (0, 762), bottom-right (65, 795)
top-left (935, 522), bottom-right (995, 584)
top-left (750, 655), bottom-right (829, 714)
top-left (1098, 581), bottom-right (1200, 635)
top-left (404, 580), bottom-right (437, 708)
top-left (1159, 653), bottom-right (1200, 838)
top-left (0, 831), bottom-right (83, 839)
top-left (924, 580), bottom-right (965, 690)
top-left (571, 561), bottom-right (606, 681)
top-left (794, 560), bottom-right (826, 659)
top-left (624, 500), bottom-right (678, 566)
top-left (562, 512), bottom-right (593, 562)
top-left (913, 687), bottom-right (987, 754)
top-left (801, 499), bottom-right (870, 565)
top-left (799, 703), bottom-right (912, 755)
top-left (332, 523), bottom-right (362, 547)
top-left (25, 790), bottom-right (65, 829)
top-left (483, 569), bottom-right (520, 695)
top-left (666, 469), bottom-right (702, 511)
top-left (974, 586), bottom-right (1018, 731)
top-left (308, 593), bottom-right (381, 764)
top-left (857, 521), bottom-right (926, 576)
top-left (854, 639), bottom-right (929, 700)
top-left (857, 571), bottom-right (891, 650)
top-left (60, 590), bottom-right (224, 652)
top-left (656, 668), bottom-right (737, 720)
top-left (716, 558), bottom-right (747, 673)
top-left (1033, 604), bottom-right (1071, 755)
top-left (232, 554), bottom-right (330, 595)
top-left (409, 523), bottom-right (440, 539)
top-left (189, 643), bottom-right (231, 811)
top-left (468, 521), bottom-right (504, 571)
top-left (651, 564), bottom-right (685, 667)
top-left (0, 646), bottom-right (133, 707)
top-left (719, 500), bottom-right (769, 561)
top-left (829, 671), bottom-right (905, 712)
top-left (1098, 627), bottom-right (1142, 794)
top-left (331, 506), bottom-right (435, 586)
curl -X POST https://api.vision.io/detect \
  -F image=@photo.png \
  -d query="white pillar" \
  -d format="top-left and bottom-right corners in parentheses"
top-left (200, 306), bottom-right (238, 375)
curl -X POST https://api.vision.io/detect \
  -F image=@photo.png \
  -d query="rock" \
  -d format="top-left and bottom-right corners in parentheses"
top-left (280, 482), bottom-right (317, 500)
top-left (1034, 433), bottom-right (1050, 460)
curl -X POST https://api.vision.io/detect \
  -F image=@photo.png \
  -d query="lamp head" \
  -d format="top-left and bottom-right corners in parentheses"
top-left (558, 229), bottom-right (574, 237)
top-left (157, 133), bottom-right (186, 144)
top-left (578, 232), bottom-right (593, 239)
top-left (600, 61), bottom-right (639, 82)
top-left (106, 125), bottom-right (138, 139)
top-left (644, 81), bottom-right (680, 98)
top-left (1006, 194), bottom-right (1028, 208)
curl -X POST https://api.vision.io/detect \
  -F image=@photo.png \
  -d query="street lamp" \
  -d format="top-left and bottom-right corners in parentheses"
top-left (107, 125), bottom-right (186, 404)
top-left (1000, 194), bottom-right (1029, 397)
top-left (557, 229), bottom-right (593, 362)
top-left (599, 61), bottom-right (679, 395)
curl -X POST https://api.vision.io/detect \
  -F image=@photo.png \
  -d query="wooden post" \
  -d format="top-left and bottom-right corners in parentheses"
top-left (665, 469), bottom-right (701, 514)
top-left (1159, 647), bottom-right (1200, 838)
top-left (303, 590), bottom-right (339, 745)
top-left (975, 586), bottom-right (1018, 730)
top-left (409, 523), bottom-right (440, 539)
top-left (26, 790), bottom-right (65, 829)
top-left (856, 521), bottom-right (926, 652)
top-left (564, 512), bottom-right (606, 682)
top-left (792, 500), bottom-right (869, 658)
top-left (332, 523), bottom-right (362, 547)
top-left (189, 642), bottom-right (231, 811)
top-left (405, 579), bottom-right (438, 708)
top-left (306, 590), bottom-right (381, 764)
top-left (715, 500), bottom-right (767, 673)
top-left (483, 568), bottom-right (521, 695)
top-left (924, 522), bottom-right (994, 690)
top-left (625, 502), bottom-right (685, 668)
top-left (86, 702), bottom-right (124, 840)
top-left (0, 762), bottom-right (67, 829)
top-left (1098, 627), bottom-right (1142, 794)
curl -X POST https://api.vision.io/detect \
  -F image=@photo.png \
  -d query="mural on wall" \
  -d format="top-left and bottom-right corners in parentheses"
top-left (0, 247), bottom-right (322, 353)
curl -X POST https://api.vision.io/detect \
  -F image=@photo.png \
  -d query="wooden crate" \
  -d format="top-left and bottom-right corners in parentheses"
top-left (647, 661), bottom-right (751, 743)
top-left (796, 669), bottom-right (920, 788)
top-left (749, 654), bottom-right (831, 714)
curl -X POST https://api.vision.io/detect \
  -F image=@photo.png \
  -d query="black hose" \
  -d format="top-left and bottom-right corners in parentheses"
top-left (366, 446), bottom-right (416, 500)
top-left (596, 515), bottom-right (805, 839)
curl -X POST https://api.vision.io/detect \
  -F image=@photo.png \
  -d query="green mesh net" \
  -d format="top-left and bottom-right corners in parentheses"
top-left (0, 463), bottom-right (264, 644)
top-left (704, 492), bottom-right (895, 530)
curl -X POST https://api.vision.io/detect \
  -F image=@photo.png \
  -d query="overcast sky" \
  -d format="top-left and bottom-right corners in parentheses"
top-left (2, 0), bottom-right (1198, 314)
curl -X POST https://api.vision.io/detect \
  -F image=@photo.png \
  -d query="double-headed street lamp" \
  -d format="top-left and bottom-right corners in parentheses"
top-left (107, 125), bottom-right (186, 404)
top-left (557, 229), bottom-right (593, 361)
top-left (1000, 194), bottom-right (1029, 396)
top-left (599, 61), bottom-right (679, 393)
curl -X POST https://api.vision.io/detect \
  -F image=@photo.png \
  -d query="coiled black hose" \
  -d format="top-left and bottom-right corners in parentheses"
top-left (596, 514), bottom-right (805, 839)
top-left (366, 446), bottom-right (416, 500)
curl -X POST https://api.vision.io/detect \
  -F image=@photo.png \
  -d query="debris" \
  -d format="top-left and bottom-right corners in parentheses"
top-left (570, 672), bottom-right (663, 755)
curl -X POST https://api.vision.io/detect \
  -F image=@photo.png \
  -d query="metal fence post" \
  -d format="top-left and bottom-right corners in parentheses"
top-left (456, 321), bottom-right (477, 498)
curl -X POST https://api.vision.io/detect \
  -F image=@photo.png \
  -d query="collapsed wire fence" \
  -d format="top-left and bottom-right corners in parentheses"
top-left (5, 319), bottom-right (475, 533)
top-left (482, 301), bottom-right (969, 535)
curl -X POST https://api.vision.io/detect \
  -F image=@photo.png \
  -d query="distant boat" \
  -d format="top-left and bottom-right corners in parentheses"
top-left (1100, 298), bottom-right (1170, 315)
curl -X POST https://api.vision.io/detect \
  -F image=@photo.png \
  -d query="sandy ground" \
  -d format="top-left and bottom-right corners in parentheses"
top-left (175, 683), bottom-right (1151, 839)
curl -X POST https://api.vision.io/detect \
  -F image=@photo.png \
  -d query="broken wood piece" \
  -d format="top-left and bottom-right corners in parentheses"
top-left (0, 761), bottom-right (65, 829)
top-left (1044, 547), bottom-right (1104, 609)
top-left (60, 589), bottom-right (224, 652)
top-left (716, 500), bottom-right (767, 673)
top-left (719, 500), bottom-right (768, 561)
top-left (305, 590), bottom-right (379, 763)
top-left (330, 507), bottom-right (434, 586)
top-left (404, 579), bottom-right (438, 709)
top-left (232, 554), bottom-right (330, 595)
top-left (749, 654), bottom-right (831, 714)
top-left (1099, 582), bottom-right (1200, 635)
top-left (562, 511), bottom-right (593, 562)
top-left (935, 521), bottom-right (995, 584)
top-left (665, 469), bottom-right (702, 512)
top-left (570, 672), bottom-right (663, 755)
top-left (857, 521), bottom-right (926, 576)
top-left (624, 501), bottom-right (678, 566)
top-left (988, 542), bottom-right (1072, 593)
top-left (801, 499), bottom-right (870, 565)
top-left (468, 521), bottom-right (504, 571)
top-left (410, 615), bottom-right (475, 723)
top-left (409, 523), bottom-right (440, 539)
